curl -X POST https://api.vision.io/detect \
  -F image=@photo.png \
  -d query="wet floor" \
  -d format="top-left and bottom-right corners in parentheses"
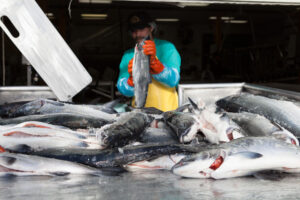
top-left (1, 171), bottom-right (300, 200)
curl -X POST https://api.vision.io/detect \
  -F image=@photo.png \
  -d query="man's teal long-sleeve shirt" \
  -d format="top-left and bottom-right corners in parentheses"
top-left (117, 38), bottom-right (181, 97)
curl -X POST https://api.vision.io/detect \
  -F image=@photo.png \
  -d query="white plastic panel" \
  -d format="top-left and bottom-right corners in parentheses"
top-left (0, 0), bottom-right (92, 101)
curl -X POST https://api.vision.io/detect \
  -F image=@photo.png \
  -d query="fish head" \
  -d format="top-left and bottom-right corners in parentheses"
top-left (99, 132), bottom-right (111, 148)
top-left (272, 131), bottom-right (299, 146)
top-left (172, 149), bottom-right (226, 178)
top-left (179, 123), bottom-right (199, 143)
top-left (96, 127), bottom-right (111, 148)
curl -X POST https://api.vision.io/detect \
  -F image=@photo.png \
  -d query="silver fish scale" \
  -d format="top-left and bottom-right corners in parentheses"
top-left (132, 42), bottom-right (151, 108)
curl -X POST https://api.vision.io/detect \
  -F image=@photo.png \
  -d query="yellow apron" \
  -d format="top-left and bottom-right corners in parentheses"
top-left (132, 79), bottom-right (178, 112)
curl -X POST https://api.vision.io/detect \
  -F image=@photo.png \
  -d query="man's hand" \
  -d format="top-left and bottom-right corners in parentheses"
top-left (143, 40), bottom-right (164, 74)
top-left (143, 40), bottom-right (156, 58)
top-left (127, 58), bottom-right (134, 86)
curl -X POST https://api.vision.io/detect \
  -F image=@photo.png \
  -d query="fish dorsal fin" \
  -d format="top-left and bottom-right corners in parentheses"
top-left (231, 151), bottom-right (263, 159)
top-left (188, 97), bottom-right (203, 114)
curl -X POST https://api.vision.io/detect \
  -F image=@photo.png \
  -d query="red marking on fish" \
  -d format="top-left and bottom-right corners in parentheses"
top-left (291, 139), bottom-right (297, 145)
top-left (3, 131), bottom-right (49, 138)
top-left (0, 165), bottom-right (31, 173)
top-left (23, 123), bottom-right (51, 129)
top-left (127, 163), bottom-right (162, 169)
top-left (209, 156), bottom-right (224, 170)
top-left (0, 146), bottom-right (5, 153)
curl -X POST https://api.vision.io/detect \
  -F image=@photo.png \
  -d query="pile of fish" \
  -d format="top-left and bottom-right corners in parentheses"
top-left (1, 93), bottom-right (300, 180)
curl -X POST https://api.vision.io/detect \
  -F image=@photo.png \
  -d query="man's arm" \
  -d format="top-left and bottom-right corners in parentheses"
top-left (117, 53), bottom-right (134, 97)
top-left (143, 41), bottom-right (181, 88)
top-left (152, 44), bottom-right (181, 87)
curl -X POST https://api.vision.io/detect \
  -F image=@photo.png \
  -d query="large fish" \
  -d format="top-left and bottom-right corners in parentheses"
top-left (96, 112), bottom-right (154, 148)
top-left (0, 113), bottom-right (110, 129)
top-left (0, 126), bottom-right (102, 151)
top-left (5, 98), bottom-right (117, 121)
top-left (172, 136), bottom-right (300, 179)
top-left (8, 143), bottom-right (195, 168)
top-left (226, 112), bottom-right (299, 145)
top-left (0, 151), bottom-right (115, 176)
top-left (216, 93), bottom-right (300, 137)
top-left (132, 38), bottom-right (151, 108)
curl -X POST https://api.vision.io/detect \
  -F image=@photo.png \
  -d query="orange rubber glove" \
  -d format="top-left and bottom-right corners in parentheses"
top-left (127, 58), bottom-right (134, 87)
top-left (143, 40), bottom-right (164, 74)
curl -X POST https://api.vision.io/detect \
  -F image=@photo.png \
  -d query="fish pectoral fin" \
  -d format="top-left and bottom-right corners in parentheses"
top-left (231, 151), bottom-right (263, 159)
top-left (49, 172), bottom-right (71, 176)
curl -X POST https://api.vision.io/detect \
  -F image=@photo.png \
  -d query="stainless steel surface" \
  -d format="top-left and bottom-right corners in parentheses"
top-left (118, 0), bottom-right (300, 5)
top-left (0, 86), bottom-right (57, 104)
top-left (0, 0), bottom-right (92, 101)
top-left (178, 83), bottom-right (245, 106)
top-left (178, 82), bottom-right (300, 106)
top-left (1, 171), bottom-right (300, 200)
top-left (243, 84), bottom-right (300, 101)
top-left (1, 28), bottom-right (5, 86)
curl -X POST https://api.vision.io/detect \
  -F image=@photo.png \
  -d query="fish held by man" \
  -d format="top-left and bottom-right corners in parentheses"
top-left (132, 38), bottom-right (152, 108)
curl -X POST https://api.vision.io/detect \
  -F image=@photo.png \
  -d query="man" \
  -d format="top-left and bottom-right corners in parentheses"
top-left (117, 12), bottom-right (181, 112)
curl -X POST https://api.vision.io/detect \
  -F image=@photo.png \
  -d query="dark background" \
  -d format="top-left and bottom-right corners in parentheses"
top-left (1, 0), bottom-right (299, 103)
